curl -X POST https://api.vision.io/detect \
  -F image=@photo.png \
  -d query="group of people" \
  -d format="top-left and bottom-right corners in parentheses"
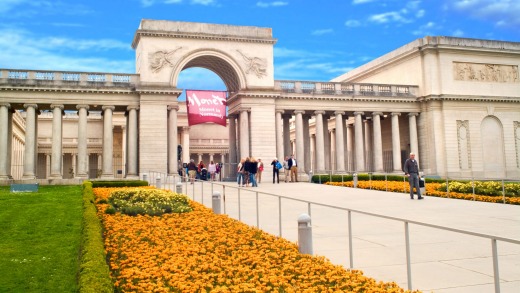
top-left (236, 157), bottom-right (264, 187)
top-left (271, 155), bottom-right (298, 184)
top-left (186, 159), bottom-right (221, 184)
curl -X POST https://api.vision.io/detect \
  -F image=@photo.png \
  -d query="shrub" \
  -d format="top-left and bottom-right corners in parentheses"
top-left (107, 188), bottom-right (193, 216)
top-left (90, 180), bottom-right (148, 188)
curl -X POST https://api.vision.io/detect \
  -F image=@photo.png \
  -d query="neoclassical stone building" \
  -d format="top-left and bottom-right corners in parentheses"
top-left (0, 20), bottom-right (519, 182)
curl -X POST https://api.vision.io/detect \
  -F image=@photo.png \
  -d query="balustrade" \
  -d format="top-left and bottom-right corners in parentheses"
top-left (0, 69), bottom-right (138, 87)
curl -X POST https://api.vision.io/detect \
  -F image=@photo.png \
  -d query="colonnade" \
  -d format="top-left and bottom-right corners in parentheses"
top-left (227, 109), bottom-right (420, 174)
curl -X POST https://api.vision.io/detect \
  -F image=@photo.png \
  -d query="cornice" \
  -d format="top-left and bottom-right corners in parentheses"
top-left (420, 94), bottom-right (520, 103)
top-left (277, 94), bottom-right (419, 103)
top-left (132, 31), bottom-right (277, 49)
top-left (0, 86), bottom-right (136, 95)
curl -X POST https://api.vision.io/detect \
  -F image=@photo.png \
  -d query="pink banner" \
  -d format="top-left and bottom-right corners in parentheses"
top-left (186, 90), bottom-right (227, 126)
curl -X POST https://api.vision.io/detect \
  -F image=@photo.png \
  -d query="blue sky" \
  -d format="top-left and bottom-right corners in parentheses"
top-left (1, 0), bottom-right (519, 95)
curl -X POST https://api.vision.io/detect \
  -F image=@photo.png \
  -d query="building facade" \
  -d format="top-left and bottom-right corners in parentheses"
top-left (0, 20), bottom-right (519, 183)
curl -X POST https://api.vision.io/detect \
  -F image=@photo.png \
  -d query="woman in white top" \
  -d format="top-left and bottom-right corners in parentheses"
top-left (208, 161), bottom-right (217, 181)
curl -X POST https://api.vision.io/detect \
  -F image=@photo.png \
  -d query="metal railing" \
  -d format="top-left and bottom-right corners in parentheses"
top-left (144, 171), bottom-right (520, 292)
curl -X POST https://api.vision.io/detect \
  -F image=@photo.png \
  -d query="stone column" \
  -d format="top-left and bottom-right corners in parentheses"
top-left (228, 115), bottom-right (237, 170)
top-left (167, 105), bottom-right (178, 176)
top-left (353, 111), bottom-right (365, 172)
top-left (303, 114), bottom-right (311, 173)
top-left (391, 112), bottom-right (402, 172)
top-left (45, 154), bottom-right (50, 178)
top-left (71, 153), bottom-right (77, 178)
top-left (294, 110), bottom-right (305, 172)
top-left (101, 106), bottom-right (115, 179)
top-left (22, 104), bottom-right (38, 179)
top-left (198, 154), bottom-right (202, 163)
top-left (364, 119), bottom-right (372, 171)
top-left (239, 109), bottom-right (250, 158)
top-left (314, 110), bottom-right (325, 172)
top-left (49, 104), bottom-right (64, 179)
top-left (76, 105), bottom-right (89, 178)
top-left (323, 114), bottom-right (331, 171)
top-left (335, 111), bottom-right (346, 172)
top-left (275, 110), bottom-right (284, 160)
top-left (181, 127), bottom-right (190, 164)
top-left (127, 105), bottom-right (139, 178)
top-left (408, 112), bottom-right (419, 160)
top-left (347, 124), bottom-right (354, 171)
top-left (0, 103), bottom-right (11, 179)
top-left (372, 112), bottom-right (384, 172)
top-left (282, 114), bottom-right (292, 157)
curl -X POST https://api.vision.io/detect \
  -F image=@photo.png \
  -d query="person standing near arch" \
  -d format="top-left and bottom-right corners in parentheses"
top-left (403, 152), bottom-right (423, 200)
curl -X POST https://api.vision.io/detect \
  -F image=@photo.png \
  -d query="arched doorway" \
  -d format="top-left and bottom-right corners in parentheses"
top-left (480, 116), bottom-right (505, 178)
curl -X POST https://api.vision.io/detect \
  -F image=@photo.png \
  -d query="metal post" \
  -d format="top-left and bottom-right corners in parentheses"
top-left (353, 173), bottom-right (358, 188)
top-left (201, 181), bottom-right (204, 205)
top-left (256, 192), bottom-right (259, 228)
top-left (212, 191), bottom-right (221, 214)
top-left (491, 239), bottom-right (501, 293)
top-left (298, 214), bottom-right (313, 255)
top-left (143, 173), bottom-right (148, 183)
top-left (502, 180), bottom-right (506, 204)
top-left (238, 188), bottom-right (241, 221)
top-left (307, 202), bottom-right (311, 217)
top-left (156, 177), bottom-right (161, 189)
top-left (348, 210), bottom-right (353, 269)
top-left (405, 222), bottom-right (412, 290)
top-left (278, 196), bottom-right (282, 237)
top-left (176, 182), bottom-right (182, 194)
top-left (223, 186), bottom-right (226, 214)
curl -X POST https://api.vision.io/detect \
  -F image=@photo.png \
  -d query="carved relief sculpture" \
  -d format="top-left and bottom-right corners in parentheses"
top-left (237, 50), bottom-right (267, 78)
top-left (453, 62), bottom-right (519, 83)
top-left (149, 47), bottom-right (182, 73)
top-left (515, 121), bottom-right (520, 168)
top-left (457, 120), bottom-right (472, 169)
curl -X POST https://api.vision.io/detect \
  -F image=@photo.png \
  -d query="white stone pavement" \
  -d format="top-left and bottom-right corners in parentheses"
top-left (164, 179), bottom-right (520, 293)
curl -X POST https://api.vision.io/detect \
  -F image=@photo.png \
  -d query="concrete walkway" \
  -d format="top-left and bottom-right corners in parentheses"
top-left (169, 179), bottom-right (520, 292)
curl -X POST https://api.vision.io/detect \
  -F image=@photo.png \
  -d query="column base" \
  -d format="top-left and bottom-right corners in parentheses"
top-left (125, 175), bottom-right (140, 180)
top-left (100, 174), bottom-right (114, 179)
top-left (75, 174), bottom-right (89, 179)
top-left (49, 174), bottom-right (63, 179)
top-left (22, 175), bottom-right (36, 180)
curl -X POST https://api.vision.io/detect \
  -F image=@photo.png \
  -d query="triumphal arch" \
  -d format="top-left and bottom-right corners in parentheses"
top-left (0, 19), bottom-right (519, 182)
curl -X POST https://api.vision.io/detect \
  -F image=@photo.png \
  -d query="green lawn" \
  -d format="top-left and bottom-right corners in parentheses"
top-left (0, 185), bottom-right (83, 293)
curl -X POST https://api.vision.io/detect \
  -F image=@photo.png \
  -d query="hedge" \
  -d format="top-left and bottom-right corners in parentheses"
top-left (91, 180), bottom-right (148, 188)
top-left (311, 173), bottom-right (445, 184)
top-left (78, 181), bottom-right (113, 293)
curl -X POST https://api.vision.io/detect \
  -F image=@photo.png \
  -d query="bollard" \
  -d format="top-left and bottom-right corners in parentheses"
top-left (308, 170), bottom-right (313, 183)
top-left (176, 182), bottom-right (183, 194)
top-left (297, 213), bottom-right (313, 255)
top-left (353, 173), bottom-right (358, 188)
top-left (143, 174), bottom-right (148, 183)
top-left (212, 191), bottom-right (222, 214)
top-left (156, 177), bottom-right (161, 189)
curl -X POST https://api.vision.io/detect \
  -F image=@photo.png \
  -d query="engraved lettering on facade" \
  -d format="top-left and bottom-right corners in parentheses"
top-left (453, 62), bottom-right (519, 83)
top-left (149, 47), bottom-right (182, 73)
top-left (237, 50), bottom-right (267, 78)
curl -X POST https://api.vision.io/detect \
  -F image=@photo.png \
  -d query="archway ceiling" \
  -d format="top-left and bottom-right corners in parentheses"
top-left (183, 56), bottom-right (240, 94)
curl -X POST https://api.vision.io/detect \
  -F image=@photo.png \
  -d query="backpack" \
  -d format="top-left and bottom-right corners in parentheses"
top-left (275, 161), bottom-right (283, 170)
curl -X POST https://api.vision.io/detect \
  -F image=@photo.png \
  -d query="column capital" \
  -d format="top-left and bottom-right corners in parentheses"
top-left (372, 111), bottom-right (383, 116)
top-left (102, 105), bottom-right (115, 111)
top-left (282, 113), bottom-right (293, 119)
top-left (23, 104), bottom-right (38, 110)
top-left (0, 103), bottom-right (11, 108)
top-left (391, 112), bottom-right (401, 116)
top-left (166, 105), bottom-right (178, 111)
top-left (182, 126), bottom-right (190, 131)
top-left (76, 104), bottom-right (90, 110)
top-left (408, 112), bottom-right (419, 117)
top-left (314, 110), bottom-right (325, 115)
top-left (334, 111), bottom-right (345, 116)
top-left (239, 108), bottom-right (251, 113)
top-left (50, 104), bottom-right (64, 110)
top-left (275, 109), bottom-right (285, 114)
top-left (294, 110), bottom-right (305, 115)
top-left (128, 105), bottom-right (140, 111)
top-left (353, 111), bottom-right (364, 116)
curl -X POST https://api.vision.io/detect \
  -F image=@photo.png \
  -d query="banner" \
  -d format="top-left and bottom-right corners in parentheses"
top-left (186, 90), bottom-right (227, 127)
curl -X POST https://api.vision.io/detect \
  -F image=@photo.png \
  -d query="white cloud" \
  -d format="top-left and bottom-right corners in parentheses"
top-left (256, 1), bottom-right (288, 8)
top-left (0, 0), bottom-right (92, 16)
top-left (0, 28), bottom-right (133, 73)
top-left (450, 0), bottom-right (520, 26)
top-left (452, 29), bottom-right (464, 37)
top-left (416, 9), bottom-right (425, 18)
top-left (412, 21), bottom-right (439, 36)
top-left (311, 29), bottom-right (333, 36)
top-left (352, 0), bottom-right (375, 4)
top-left (345, 20), bottom-right (361, 27)
top-left (369, 11), bottom-right (411, 24)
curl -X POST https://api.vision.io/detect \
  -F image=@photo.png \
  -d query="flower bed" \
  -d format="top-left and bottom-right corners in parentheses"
top-left (325, 181), bottom-right (520, 205)
top-left (94, 187), bottom-right (419, 292)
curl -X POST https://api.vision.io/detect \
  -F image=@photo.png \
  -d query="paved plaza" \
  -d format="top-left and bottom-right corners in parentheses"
top-left (168, 179), bottom-right (520, 293)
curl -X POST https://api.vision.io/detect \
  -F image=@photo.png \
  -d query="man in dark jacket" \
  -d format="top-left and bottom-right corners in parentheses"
top-left (403, 152), bottom-right (423, 200)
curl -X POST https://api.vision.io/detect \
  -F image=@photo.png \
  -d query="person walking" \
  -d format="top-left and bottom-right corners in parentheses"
top-left (403, 152), bottom-right (423, 200)
top-left (288, 155), bottom-right (298, 182)
top-left (208, 160), bottom-right (217, 181)
top-left (237, 159), bottom-right (245, 187)
top-left (187, 159), bottom-right (197, 184)
top-left (256, 158), bottom-right (264, 183)
top-left (249, 157), bottom-right (258, 187)
top-left (283, 156), bottom-right (291, 183)
top-left (271, 158), bottom-right (280, 183)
